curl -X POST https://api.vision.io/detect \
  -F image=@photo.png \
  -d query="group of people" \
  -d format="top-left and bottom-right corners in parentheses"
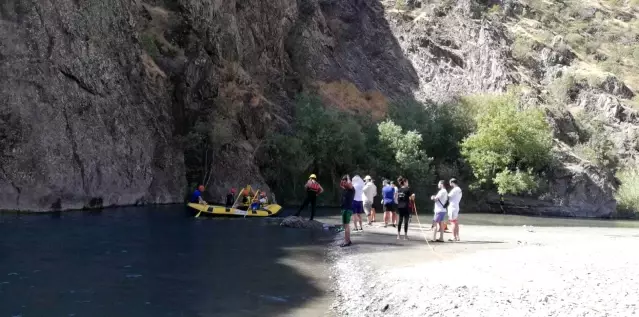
top-left (295, 174), bottom-right (463, 247)
top-left (191, 185), bottom-right (269, 212)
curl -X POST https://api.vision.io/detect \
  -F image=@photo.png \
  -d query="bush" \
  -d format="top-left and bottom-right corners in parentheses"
top-left (493, 169), bottom-right (539, 195)
top-left (377, 120), bottom-right (433, 182)
top-left (460, 91), bottom-right (553, 194)
top-left (616, 168), bottom-right (639, 214)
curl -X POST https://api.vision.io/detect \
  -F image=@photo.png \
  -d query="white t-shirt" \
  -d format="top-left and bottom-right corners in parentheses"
top-left (433, 188), bottom-right (448, 213)
top-left (352, 176), bottom-right (364, 202)
top-left (362, 182), bottom-right (377, 203)
top-left (448, 187), bottom-right (462, 209)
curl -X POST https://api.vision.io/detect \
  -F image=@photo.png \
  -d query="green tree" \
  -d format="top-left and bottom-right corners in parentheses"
top-left (377, 120), bottom-right (433, 184)
top-left (460, 92), bottom-right (553, 194)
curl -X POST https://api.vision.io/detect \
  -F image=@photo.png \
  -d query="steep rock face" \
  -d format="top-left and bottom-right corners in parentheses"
top-left (0, 0), bottom-right (185, 211)
top-left (0, 0), bottom-right (420, 211)
top-left (384, 0), bottom-right (515, 103)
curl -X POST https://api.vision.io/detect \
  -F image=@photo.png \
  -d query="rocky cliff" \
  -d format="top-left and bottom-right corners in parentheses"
top-left (1, 0), bottom-right (637, 216)
top-left (0, 0), bottom-right (420, 211)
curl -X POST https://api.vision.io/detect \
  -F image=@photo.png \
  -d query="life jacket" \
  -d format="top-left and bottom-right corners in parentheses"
top-left (307, 181), bottom-right (320, 192)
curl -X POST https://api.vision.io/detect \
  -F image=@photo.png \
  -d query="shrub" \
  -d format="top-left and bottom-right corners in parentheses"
top-left (549, 73), bottom-right (578, 103)
top-left (616, 168), bottom-right (639, 214)
top-left (140, 33), bottom-right (159, 58)
top-left (493, 169), bottom-right (539, 195)
top-left (512, 36), bottom-right (534, 61)
top-left (460, 91), bottom-right (553, 194)
top-left (378, 120), bottom-right (433, 182)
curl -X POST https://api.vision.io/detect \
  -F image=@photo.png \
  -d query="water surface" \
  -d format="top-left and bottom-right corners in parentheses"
top-left (0, 206), bottom-right (334, 317)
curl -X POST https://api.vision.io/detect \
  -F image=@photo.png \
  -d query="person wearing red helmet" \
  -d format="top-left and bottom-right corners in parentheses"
top-left (225, 188), bottom-right (237, 207)
top-left (190, 185), bottom-right (207, 204)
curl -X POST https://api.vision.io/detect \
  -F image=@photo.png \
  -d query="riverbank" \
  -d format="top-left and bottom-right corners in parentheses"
top-left (316, 214), bottom-right (639, 317)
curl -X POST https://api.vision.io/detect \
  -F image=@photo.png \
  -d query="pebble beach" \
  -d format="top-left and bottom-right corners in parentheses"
top-left (321, 216), bottom-right (639, 317)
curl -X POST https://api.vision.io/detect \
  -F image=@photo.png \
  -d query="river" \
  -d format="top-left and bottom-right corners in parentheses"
top-left (1, 206), bottom-right (638, 317)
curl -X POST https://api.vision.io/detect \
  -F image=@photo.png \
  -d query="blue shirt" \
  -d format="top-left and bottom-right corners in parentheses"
top-left (190, 190), bottom-right (202, 203)
top-left (382, 185), bottom-right (395, 204)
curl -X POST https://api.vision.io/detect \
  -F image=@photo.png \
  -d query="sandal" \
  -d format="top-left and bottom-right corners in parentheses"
top-left (340, 241), bottom-right (352, 247)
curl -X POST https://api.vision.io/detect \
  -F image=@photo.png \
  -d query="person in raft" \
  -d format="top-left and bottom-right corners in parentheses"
top-left (340, 175), bottom-right (355, 247)
top-left (225, 188), bottom-right (237, 208)
top-left (190, 185), bottom-right (207, 205)
top-left (430, 180), bottom-right (448, 242)
top-left (362, 175), bottom-right (377, 225)
top-left (447, 178), bottom-right (463, 242)
top-left (250, 192), bottom-right (268, 212)
top-left (351, 175), bottom-right (365, 231)
top-left (294, 174), bottom-right (324, 220)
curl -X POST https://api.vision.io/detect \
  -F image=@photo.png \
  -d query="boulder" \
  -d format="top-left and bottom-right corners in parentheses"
top-left (280, 216), bottom-right (330, 230)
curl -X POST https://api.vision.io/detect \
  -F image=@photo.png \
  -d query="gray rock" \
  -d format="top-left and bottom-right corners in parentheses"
top-left (280, 216), bottom-right (329, 230)
top-left (0, 0), bottom-right (421, 211)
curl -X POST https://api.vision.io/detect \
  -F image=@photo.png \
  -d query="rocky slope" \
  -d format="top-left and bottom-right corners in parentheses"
top-left (1, 0), bottom-right (637, 215)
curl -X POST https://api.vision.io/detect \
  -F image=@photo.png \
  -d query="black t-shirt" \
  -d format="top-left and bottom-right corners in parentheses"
top-left (226, 194), bottom-right (234, 206)
top-left (396, 187), bottom-right (412, 209)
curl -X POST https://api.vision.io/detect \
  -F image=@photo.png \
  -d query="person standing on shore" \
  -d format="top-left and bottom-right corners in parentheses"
top-left (381, 179), bottom-right (395, 228)
top-left (447, 178), bottom-right (463, 242)
top-left (362, 175), bottom-right (377, 225)
top-left (396, 177), bottom-right (415, 240)
top-left (351, 175), bottom-right (365, 231)
top-left (391, 181), bottom-right (399, 227)
top-left (430, 180), bottom-right (448, 242)
top-left (294, 174), bottom-right (324, 220)
top-left (340, 175), bottom-right (355, 247)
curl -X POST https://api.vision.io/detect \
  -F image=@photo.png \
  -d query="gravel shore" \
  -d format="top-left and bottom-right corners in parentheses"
top-left (324, 219), bottom-right (639, 317)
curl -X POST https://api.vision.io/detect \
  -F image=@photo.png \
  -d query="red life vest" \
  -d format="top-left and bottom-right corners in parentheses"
top-left (307, 181), bottom-right (320, 192)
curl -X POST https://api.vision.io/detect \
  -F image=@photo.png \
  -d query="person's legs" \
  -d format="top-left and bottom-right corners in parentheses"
top-left (396, 212), bottom-right (403, 239)
top-left (433, 212), bottom-right (446, 241)
top-left (295, 196), bottom-right (310, 217)
top-left (371, 207), bottom-right (376, 223)
top-left (392, 209), bottom-right (397, 227)
top-left (402, 212), bottom-right (409, 237)
top-left (309, 195), bottom-right (317, 220)
top-left (341, 209), bottom-right (353, 246)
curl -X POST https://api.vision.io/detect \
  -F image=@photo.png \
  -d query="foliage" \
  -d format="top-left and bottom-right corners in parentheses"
top-left (259, 94), bottom-right (454, 205)
top-left (460, 92), bottom-right (553, 195)
top-left (377, 120), bottom-right (433, 183)
top-left (616, 168), bottom-right (639, 214)
top-left (493, 169), bottom-right (539, 195)
top-left (572, 112), bottom-right (619, 170)
top-left (388, 99), bottom-right (474, 164)
top-left (260, 94), bottom-right (369, 203)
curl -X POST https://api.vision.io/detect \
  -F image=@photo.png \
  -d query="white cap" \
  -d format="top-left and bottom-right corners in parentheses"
top-left (364, 175), bottom-right (372, 181)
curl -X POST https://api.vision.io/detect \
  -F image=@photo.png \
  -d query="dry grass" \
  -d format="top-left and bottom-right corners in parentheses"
top-left (315, 80), bottom-right (388, 120)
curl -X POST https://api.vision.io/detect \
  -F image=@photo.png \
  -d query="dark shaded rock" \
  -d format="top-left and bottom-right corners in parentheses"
top-left (280, 216), bottom-right (330, 230)
top-left (0, 0), bottom-right (421, 211)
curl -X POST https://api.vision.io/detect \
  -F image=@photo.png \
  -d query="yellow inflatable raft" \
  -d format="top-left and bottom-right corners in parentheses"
top-left (187, 203), bottom-right (282, 217)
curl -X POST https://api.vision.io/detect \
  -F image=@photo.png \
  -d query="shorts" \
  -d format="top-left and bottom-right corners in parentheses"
top-left (352, 201), bottom-right (364, 214)
top-left (341, 209), bottom-right (353, 224)
top-left (448, 207), bottom-right (459, 222)
top-left (383, 202), bottom-right (395, 212)
top-left (396, 207), bottom-right (410, 216)
top-left (363, 201), bottom-right (373, 215)
top-left (373, 199), bottom-right (382, 211)
top-left (433, 211), bottom-right (446, 222)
